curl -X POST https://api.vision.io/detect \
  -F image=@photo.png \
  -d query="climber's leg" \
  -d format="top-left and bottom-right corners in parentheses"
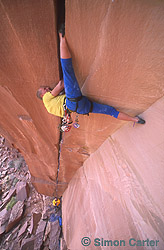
top-left (117, 112), bottom-right (139, 122)
top-left (59, 33), bottom-right (82, 99)
top-left (60, 58), bottom-right (82, 99)
top-left (59, 33), bottom-right (71, 59)
top-left (91, 102), bottom-right (140, 122)
top-left (91, 102), bottom-right (119, 118)
top-left (59, 33), bottom-right (82, 113)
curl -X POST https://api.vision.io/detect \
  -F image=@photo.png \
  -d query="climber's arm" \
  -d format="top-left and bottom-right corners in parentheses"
top-left (51, 80), bottom-right (64, 97)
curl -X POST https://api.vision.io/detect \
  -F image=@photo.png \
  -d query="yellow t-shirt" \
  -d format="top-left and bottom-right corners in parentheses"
top-left (43, 92), bottom-right (66, 117)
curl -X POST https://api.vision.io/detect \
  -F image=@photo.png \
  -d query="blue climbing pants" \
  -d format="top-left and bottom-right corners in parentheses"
top-left (61, 58), bottom-right (119, 118)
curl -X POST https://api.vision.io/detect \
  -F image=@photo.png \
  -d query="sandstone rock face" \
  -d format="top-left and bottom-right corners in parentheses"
top-left (62, 97), bottom-right (164, 250)
top-left (58, 0), bottom-right (164, 187)
top-left (0, 0), bottom-right (61, 195)
top-left (0, 0), bottom-right (164, 198)
top-left (0, 0), bottom-right (164, 249)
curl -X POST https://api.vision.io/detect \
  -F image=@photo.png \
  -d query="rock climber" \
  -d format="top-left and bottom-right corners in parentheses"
top-left (36, 27), bottom-right (145, 125)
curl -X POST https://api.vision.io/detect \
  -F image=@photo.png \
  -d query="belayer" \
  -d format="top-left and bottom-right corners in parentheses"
top-left (37, 26), bottom-right (145, 127)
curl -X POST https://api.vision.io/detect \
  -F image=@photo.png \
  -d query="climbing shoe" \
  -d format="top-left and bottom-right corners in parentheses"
top-left (58, 23), bottom-right (65, 37)
top-left (136, 116), bottom-right (146, 124)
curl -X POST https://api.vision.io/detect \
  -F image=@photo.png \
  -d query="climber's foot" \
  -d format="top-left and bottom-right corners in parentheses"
top-left (58, 23), bottom-right (65, 37)
top-left (136, 116), bottom-right (146, 124)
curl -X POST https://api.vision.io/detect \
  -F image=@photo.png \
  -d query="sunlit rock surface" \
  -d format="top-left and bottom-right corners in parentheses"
top-left (0, 0), bottom-right (164, 203)
top-left (0, 0), bottom-right (164, 249)
top-left (58, 0), bottom-right (164, 186)
top-left (62, 97), bottom-right (164, 250)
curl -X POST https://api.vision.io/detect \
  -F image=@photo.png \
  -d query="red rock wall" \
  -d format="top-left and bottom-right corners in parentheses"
top-left (0, 0), bottom-right (61, 195)
top-left (62, 97), bottom-right (164, 250)
top-left (58, 0), bottom-right (164, 186)
top-left (62, 0), bottom-right (164, 249)
top-left (0, 0), bottom-right (164, 198)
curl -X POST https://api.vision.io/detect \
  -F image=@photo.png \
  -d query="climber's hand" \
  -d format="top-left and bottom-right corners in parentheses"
top-left (51, 80), bottom-right (64, 97)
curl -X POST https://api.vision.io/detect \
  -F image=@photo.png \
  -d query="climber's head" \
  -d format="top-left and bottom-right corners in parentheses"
top-left (36, 86), bottom-right (51, 100)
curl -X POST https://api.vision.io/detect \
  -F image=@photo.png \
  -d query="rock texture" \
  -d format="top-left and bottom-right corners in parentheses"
top-left (58, 0), bottom-right (164, 186)
top-left (62, 97), bottom-right (164, 250)
top-left (0, 0), bottom-right (61, 196)
top-left (0, 0), bottom-right (164, 249)
top-left (6, 200), bottom-right (24, 232)
top-left (0, 136), bottom-right (67, 250)
top-left (0, 0), bottom-right (164, 196)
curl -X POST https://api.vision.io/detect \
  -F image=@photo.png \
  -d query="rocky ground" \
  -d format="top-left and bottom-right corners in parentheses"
top-left (0, 136), bottom-right (67, 250)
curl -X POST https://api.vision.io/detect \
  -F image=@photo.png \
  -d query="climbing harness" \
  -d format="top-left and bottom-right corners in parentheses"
top-left (58, 97), bottom-right (94, 132)
top-left (58, 98), bottom-right (81, 132)
top-left (67, 95), bottom-right (93, 116)
top-left (67, 95), bottom-right (83, 112)
top-left (58, 95), bottom-right (94, 134)
top-left (58, 103), bottom-right (73, 132)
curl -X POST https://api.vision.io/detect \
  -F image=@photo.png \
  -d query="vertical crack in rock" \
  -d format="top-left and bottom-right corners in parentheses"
top-left (54, 0), bottom-right (65, 197)
top-left (56, 0), bottom-right (65, 79)
top-left (55, 130), bottom-right (63, 196)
